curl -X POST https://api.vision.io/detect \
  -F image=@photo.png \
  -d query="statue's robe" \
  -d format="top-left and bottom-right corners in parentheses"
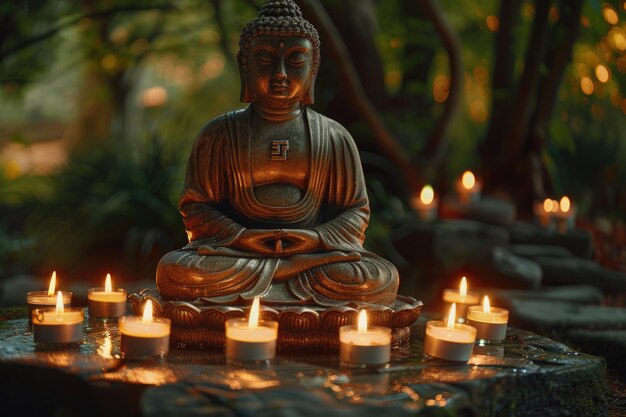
top-left (156, 106), bottom-right (399, 307)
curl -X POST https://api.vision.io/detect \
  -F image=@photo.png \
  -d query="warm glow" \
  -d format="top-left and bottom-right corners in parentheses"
top-left (105, 273), bottom-right (112, 293)
top-left (602, 5), bottom-right (619, 25)
top-left (560, 196), bottom-right (571, 213)
top-left (581, 77), bottom-right (594, 95)
top-left (460, 276), bottom-right (468, 297)
top-left (595, 65), bottom-right (610, 83)
top-left (56, 291), bottom-right (64, 315)
top-left (48, 271), bottom-right (57, 296)
top-left (357, 310), bottom-right (368, 334)
top-left (614, 32), bottom-right (626, 51)
top-left (420, 185), bottom-right (435, 205)
top-left (486, 15), bottom-right (500, 31)
top-left (551, 200), bottom-right (560, 213)
top-left (543, 198), bottom-right (554, 212)
top-left (461, 171), bottom-right (476, 190)
top-left (447, 303), bottom-right (456, 330)
top-left (142, 300), bottom-right (153, 324)
top-left (141, 86), bottom-right (168, 108)
top-left (483, 296), bottom-right (491, 313)
top-left (248, 297), bottom-right (260, 329)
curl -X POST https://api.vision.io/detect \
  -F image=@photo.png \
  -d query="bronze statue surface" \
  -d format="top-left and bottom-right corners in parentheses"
top-left (156, 0), bottom-right (400, 308)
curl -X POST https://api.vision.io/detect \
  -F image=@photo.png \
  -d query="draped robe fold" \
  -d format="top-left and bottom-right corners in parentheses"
top-left (156, 106), bottom-right (399, 307)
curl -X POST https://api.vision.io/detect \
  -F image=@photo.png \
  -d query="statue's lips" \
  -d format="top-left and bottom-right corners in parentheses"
top-left (271, 82), bottom-right (289, 91)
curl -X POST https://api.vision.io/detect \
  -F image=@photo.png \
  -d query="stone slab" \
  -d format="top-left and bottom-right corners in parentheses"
top-left (440, 196), bottom-right (517, 226)
top-left (510, 299), bottom-right (626, 336)
top-left (464, 247), bottom-right (542, 290)
top-left (568, 329), bottom-right (626, 374)
top-left (506, 221), bottom-right (594, 258)
top-left (490, 285), bottom-right (605, 309)
top-left (0, 311), bottom-right (608, 417)
top-left (533, 256), bottom-right (626, 292)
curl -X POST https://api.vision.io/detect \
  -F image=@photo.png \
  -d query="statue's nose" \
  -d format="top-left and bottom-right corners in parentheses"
top-left (273, 59), bottom-right (287, 79)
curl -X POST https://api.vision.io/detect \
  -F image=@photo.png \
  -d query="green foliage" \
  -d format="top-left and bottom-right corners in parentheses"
top-left (26, 137), bottom-right (187, 280)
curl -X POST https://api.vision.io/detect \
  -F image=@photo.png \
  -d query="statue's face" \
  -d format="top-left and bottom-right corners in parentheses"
top-left (246, 35), bottom-right (314, 107)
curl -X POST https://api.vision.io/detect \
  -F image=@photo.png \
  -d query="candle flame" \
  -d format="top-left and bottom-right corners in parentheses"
top-left (420, 185), bottom-right (435, 205)
top-left (543, 198), bottom-right (553, 212)
top-left (248, 297), bottom-right (260, 329)
top-left (56, 291), bottom-right (64, 315)
top-left (48, 271), bottom-right (56, 296)
top-left (460, 276), bottom-right (468, 297)
top-left (483, 295), bottom-right (491, 313)
top-left (142, 300), bottom-right (153, 323)
top-left (105, 273), bottom-right (112, 293)
top-left (357, 310), bottom-right (368, 333)
top-left (560, 196), bottom-right (571, 213)
top-left (461, 171), bottom-right (475, 190)
top-left (447, 303), bottom-right (456, 330)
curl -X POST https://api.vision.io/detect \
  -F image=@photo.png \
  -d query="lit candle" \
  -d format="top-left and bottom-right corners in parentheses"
top-left (26, 271), bottom-right (72, 322)
top-left (467, 296), bottom-right (509, 343)
top-left (533, 198), bottom-right (555, 228)
top-left (411, 185), bottom-right (439, 221)
top-left (225, 298), bottom-right (278, 362)
top-left (455, 170), bottom-right (482, 204)
top-left (553, 196), bottom-right (576, 233)
top-left (424, 303), bottom-right (477, 362)
top-left (442, 277), bottom-right (479, 322)
top-left (32, 291), bottom-right (84, 344)
top-left (120, 300), bottom-right (171, 359)
top-left (339, 310), bottom-right (391, 366)
top-left (88, 273), bottom-right (127, 318)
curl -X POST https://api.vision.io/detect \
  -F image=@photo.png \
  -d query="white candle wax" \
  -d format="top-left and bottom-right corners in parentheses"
top-left (339, 325), bottom-right (391, 366)
top-left (424, 321), bottom-right (476, 362)
top-left (467, 305), bottom-right (509, 342)
top-left (442, 289), bottom-right (479, 321)
top-left (32, 308), bottom-right (84, 344)
top-left (225, 318), bottom-right (278, 362)
top-left (88, 288), bottom-right (127, 318)
top-left (119, 316), bottom-right (171, 359)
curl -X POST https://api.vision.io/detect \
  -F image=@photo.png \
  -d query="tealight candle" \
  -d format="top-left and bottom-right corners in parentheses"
top-left (424, 303), bottom-right (477, 362)
top-left (120, 300), bottom-right (171, 359)
top-left (225, 298), bottom-right (278, 362)
top-left (88, 273), bottom-right (127, 318)
top-left (412, 185), bottom-right (439, 221)
top-left (553, 196), bottom-right (576, 233)
top-left (32, 291), bottom-right (83, 344)
top-left (339, 310), bottom-right (391, 366)
top-left (467, 296), bottom-right (509, 342)
top-left (532, 198), bottom-right (556, 228)
top-left (442, 277), bottom-right (479, 322)
top-left (26, 271), bottom-right (72, 322)
top-left (455, 170), bottom-right (482, 204)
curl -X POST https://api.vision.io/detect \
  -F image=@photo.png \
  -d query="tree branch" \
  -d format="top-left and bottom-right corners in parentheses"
top-left (417, 0), bottom-right (463, 180)
top-left (210, 0), bottom-right (237, 69)
top-left (503, 0), bottom-right (551, 162)
top-left (296, 0), bottom-right (422, 192)
top-left (0, 4), bottom-right (177, 61)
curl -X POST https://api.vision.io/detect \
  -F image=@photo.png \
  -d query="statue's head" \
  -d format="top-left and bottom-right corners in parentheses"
top-left (237, 0), bottom-right (321, 106)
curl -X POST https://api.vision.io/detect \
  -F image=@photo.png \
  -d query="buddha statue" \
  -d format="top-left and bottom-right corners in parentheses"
top-left (156, 0), bottom-right (399, 307)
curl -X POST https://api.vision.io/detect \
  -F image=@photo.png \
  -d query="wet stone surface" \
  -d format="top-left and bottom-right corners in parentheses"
top-left (0, 310), bottom-right (607, 417)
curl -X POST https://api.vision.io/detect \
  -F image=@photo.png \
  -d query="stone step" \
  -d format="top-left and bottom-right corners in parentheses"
top-left (489, 285), bottom-right (604, 309)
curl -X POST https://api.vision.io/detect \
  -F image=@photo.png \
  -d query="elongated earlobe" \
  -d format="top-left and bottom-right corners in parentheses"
top-left (238, 57), bottom-right (253, 103)
top-left (303, 72), bottom-right (317, 105)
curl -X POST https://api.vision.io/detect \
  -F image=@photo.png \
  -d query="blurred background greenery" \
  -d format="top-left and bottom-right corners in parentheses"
top-left (0, 0), bottom-right (624, 285)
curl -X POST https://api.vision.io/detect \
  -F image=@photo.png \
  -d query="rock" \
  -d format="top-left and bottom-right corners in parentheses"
top-left (392, 219), bottom-right (510, 272)
top-left (503, 244), bottom-right (573, 259)
top-left (568, 329), bottom-right (626, 374)
top-left (506, 221), bottom-right (593, 259)
top-left (490, 285), bottom-right (605, 309)
top-left (440, 196), bottom-right (517, 226)
top-left (534, 256), bottom-right (626, 292)
top-left (509, 299), bottom-right (626, 337)
top-left (465, 247), bottom-right (542, 290)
